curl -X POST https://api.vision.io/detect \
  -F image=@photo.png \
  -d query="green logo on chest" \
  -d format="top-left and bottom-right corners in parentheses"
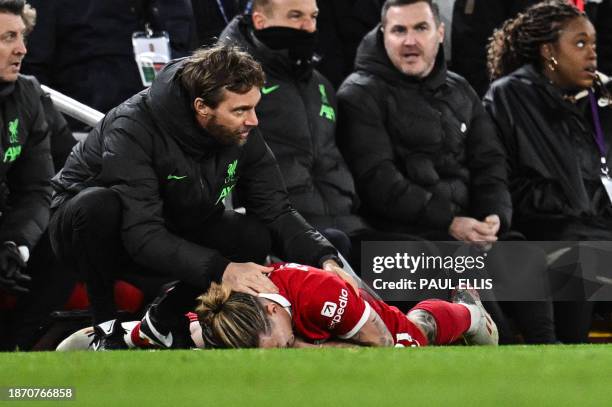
top-left (8, 118), bottom-right (19, 144)
top-left (4, 145), bottom-right (22, 163)
top-left (4, 118), bottom-right (22, 162)
top-left (318, 84), bottom-right (335, 122)
top-left (216, 159), bottom-right (239, 204)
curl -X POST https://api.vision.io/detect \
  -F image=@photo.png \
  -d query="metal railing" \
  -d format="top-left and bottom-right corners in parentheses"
top-left (41, 85), bottom-right (104, 128)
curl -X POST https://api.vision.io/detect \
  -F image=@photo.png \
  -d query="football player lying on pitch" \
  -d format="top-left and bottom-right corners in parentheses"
top-left (56, 262), bottom-right (497, 350)
top-left (195, 262), bottom-right (498, 349)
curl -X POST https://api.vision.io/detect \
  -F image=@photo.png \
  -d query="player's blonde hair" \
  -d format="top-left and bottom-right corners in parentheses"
top-left (196, 283), bottom-right (271, 348)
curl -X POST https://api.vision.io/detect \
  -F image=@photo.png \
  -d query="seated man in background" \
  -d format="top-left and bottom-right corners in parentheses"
top-left (336, 0), bottom-right (555, 344)
top-left (50, 45), bottom-right (344, 350)
top-left (0, 0), bottom-right (75, 351)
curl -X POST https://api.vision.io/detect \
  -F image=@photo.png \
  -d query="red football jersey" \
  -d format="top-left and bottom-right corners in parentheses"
top-left (268, 263), bottom-right (423, 346)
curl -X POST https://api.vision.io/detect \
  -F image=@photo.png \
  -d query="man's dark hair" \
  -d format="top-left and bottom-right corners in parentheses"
top-left (180, 45), bottom-right (265, 108)
top-left (381, 0), bottom-right (440, 27)
top-left (0, 0), bottom-right (23, 14)
top-left (0, 0), bottom-right (36, 32)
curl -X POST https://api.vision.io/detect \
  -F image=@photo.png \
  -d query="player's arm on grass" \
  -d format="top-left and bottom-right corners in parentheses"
top-left (292, 337), bottom-right (357, 348)
top-left (343, 307), bottom-right (393, 347)
top-left (293, 307), bottom-right (393, 348)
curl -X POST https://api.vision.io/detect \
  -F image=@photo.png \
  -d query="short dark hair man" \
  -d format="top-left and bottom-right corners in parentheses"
top-left (50, 45), bottom-right (341, 349)
top-left (338, 0), bottom-right (511, 243)
top-left (337, 0), bottom-right (559, 344)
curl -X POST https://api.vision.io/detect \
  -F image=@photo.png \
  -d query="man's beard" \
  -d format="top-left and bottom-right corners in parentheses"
top-left (206, 115), bottom-right (251, 147)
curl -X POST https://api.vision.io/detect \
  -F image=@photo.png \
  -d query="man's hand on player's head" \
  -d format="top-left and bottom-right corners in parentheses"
top-left (222, 262), bottom-right (277, 295)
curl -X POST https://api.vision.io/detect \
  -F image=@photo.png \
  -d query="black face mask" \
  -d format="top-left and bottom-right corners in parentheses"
top-left (253, 26), bottom-right (318, 64)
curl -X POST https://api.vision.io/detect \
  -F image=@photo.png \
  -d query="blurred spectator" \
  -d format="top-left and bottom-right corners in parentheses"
top-left (21, 0), bottom-right (196, 127)
top-left (218, 0), bottom-right (372, 261)
top-left (192, 0), bottom-right (247, 47)
top-left (0, 0), bottom-right (76, 351)
top-left (315, 0), bottom-right (383, 88)
top-left (587, 0), bottom-right (612, 74)
top-left (484, 2), bottom-right (608, 342)
top-left (451, 0), bottom-right (538, 96)
top-left (436, 0), bottom-right (456, 63)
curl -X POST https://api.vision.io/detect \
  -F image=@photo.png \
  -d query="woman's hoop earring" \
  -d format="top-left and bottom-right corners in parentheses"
top-left (547, 56), bottom-right (559, 72)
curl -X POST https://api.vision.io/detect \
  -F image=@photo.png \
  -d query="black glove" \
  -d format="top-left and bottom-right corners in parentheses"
top-left (0, 242), bottom-right (30, 294)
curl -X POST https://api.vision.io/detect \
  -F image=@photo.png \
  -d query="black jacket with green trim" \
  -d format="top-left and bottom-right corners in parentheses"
top-left (0, 75), bottom-right (53, 249)
top-left (52, 59), bottom-right (336, 288)
top-left (219, 16), bottom-right (368, 236)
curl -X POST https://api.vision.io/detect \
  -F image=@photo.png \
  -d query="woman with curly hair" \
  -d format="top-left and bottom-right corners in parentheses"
top-left (484, 1), bottom-right (612, 343)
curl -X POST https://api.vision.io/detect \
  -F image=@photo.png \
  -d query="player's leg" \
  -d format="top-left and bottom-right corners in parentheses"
top-left (408, 289), bottom-right (498, 346)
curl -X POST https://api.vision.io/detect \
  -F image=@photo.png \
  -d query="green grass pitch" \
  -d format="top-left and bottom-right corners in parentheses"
top-left (1, 345), bottom-right (611, 406)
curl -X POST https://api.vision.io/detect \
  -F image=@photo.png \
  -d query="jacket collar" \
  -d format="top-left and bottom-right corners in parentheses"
top-left (511, 64), bottom-right (589, 115)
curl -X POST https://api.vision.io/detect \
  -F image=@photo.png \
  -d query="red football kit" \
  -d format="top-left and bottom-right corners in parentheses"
top-left (265, 263), bottom-right (429, 347)
top-left (181, 263), bottom-right (471, 348)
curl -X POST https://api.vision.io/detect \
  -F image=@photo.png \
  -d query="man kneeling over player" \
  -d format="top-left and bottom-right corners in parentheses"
top-left (195, 263), bottom-right (498, 348)
top-left (57, 262), bottom-right (497, 350)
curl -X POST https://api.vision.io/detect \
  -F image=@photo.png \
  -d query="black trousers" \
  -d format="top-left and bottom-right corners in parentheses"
top-left (49, 187), bottom-right (272, 325)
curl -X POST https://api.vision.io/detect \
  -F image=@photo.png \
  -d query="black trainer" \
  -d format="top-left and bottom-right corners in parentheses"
top-left (139, 308), bottom-right (193, 349)
top-left (91, 319), bottom-right (128, 351)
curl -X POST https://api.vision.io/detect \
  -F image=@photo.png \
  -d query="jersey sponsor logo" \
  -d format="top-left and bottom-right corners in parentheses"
top-left (328, 288), bottom-right (349, 329)
top-left (321, 302), bottom-right (337, 317)
top-left (262, 84), bottom-right (280, 95)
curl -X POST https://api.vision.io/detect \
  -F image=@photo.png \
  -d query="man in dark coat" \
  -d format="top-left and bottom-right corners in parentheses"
top-left (337, 0), bottom-right (561, 344)
top-left (338, 0), bottom-right (511, 243)
top-left (217, 0), bottom-right (370, 259)
top-left (50, 45), bottom-right (342, 349)
top-left (0, 0), bottom-right (65, 350)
